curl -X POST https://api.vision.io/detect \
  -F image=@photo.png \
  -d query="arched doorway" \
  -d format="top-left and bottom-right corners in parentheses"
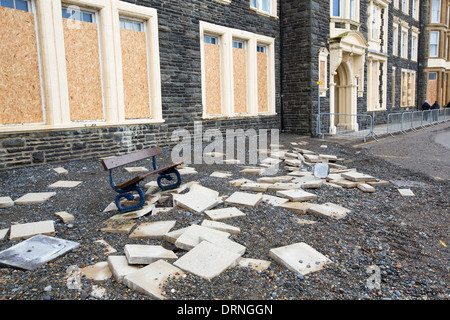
top-left (334, 62), bottom-right (357, 130)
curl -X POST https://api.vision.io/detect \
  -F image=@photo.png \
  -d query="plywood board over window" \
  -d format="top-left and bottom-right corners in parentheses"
top-left (204, 42), bottom-right (222, 115)
top-left (257, 51), bottom-right (268, 113)
top-left (63, 19), bottom-right (103, 121)
top-left (120, 28), bottom-right (151, 119)
top-left (233, 47), bottom-right (247, 114)
top-left (0, 6), bottom-right (43, 125)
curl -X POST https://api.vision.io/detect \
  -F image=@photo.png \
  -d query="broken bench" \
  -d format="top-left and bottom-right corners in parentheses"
top-left (101, 147), bottom-right (183, 213)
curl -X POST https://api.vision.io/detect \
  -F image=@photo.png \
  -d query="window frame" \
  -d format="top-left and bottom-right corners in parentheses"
top-left (431, 0), bottom-right (441, 23)
top-left (429, 31), bottom-right (440, 57)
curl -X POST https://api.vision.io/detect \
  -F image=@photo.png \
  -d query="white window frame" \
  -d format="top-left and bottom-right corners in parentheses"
top-left (411, 33), bottom-right (418, 61)
top-left (401, 27), bottom-right (408, 59)
top-left (0, 0), bottom-right (31, 11)
top-left (199, 21), bottom-right (276, 119)
top-left (393, 23), bottom-right (399, 56)
top-left (431, 0), bottom-right (441, 23)
top-left (401, 0), bottom-right (409, 15)
top-left (411, 0), bottom-right (419, 20)
top-left (430, 31), bottom-right (439, 57)
top-left (250, 0), bottom-right (277, 17)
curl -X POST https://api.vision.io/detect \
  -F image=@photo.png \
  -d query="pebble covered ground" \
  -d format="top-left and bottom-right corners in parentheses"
top-left (0, 133), bottom-right (448, 301)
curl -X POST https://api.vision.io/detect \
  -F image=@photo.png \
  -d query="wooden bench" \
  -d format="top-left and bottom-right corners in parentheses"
top-left (101, 147), bottom-right (183, 213)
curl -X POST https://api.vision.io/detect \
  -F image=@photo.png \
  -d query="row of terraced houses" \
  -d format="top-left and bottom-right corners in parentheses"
top-left (0, 0), bottom-right (449, 167)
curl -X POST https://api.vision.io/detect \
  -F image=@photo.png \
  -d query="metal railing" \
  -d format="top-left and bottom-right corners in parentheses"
top-left (387, 109), bottom-right (450, 136)
top-left (314, 113), bottom-right (376, 142)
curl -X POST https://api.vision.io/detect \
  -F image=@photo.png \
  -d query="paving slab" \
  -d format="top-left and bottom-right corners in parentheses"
top-left (240, 168), bottom-right (264, 175)
top-left (307, 203), bottom-right (351, 219)
top-left (201, 219), bottom-right (240, 234)
top-left (237, 258), bottom-right (271, 271)
top-left (225, 191), bottom-right (262, 207)
top-left (276, 189), bottom-right (317, 201)
top-left (398, 188), bottom-right (415, 196)
top-left (124, 244), bottom-right (178, 264)
top-left (199, 234), bottom-right (246, 256)
top-left (367, 180), bottom-right (390, 186)
top-left (228, 178), bottom-right (253, 187)
top-left (269, 242), bottom-right (332, 276)
top-left (334, 179), bottom-right (358, 188)
top-left (109, 204), bottom-right (155, 220)
top-left (204, 207), bottom-right (246, 220)
top-left (163, 226), bottom-right (190, 244)
top-left (53, 167), bottom-right (68, 174)
top-left (341, 171), bottom-right (377, 182)
top-left (100, 219), bottom-right (136, 234)
top-left (173, 241), bottom-right (241, 280)
top-left (9, 220), bottom-right (55, 240)
top-left (54, 211), bottom-right (75, 223)
top-left (210, 171), bottom-right (233, 178)
top-left (80, 261), bottom-right (112, 283)
top-left (267, 182), bottom-right (301, 191)
top-left (129, 220), bottom-right (176, 239)
top-left (276, 202), bottom-right (315, 214)
top-left (357, 183), bottom-right (375, 193)
top-left (14, 192), bottom-right (57, 205)
top-left (0, 197), bottom-right (14, 208)
top-left (240, 182), bottom-right (272, 192)
top-left (174, 188), bottom-right (220, 214)
top-left (107, 255), bottom-right (142, 283)
top-left (174, 224), bottom-right (230, 251)
top-left (48, 181), bottom-right (82, 188)
top-left (94, 239), bottom-right (117, 254)
top-left (0, 228), bottom-right (8, 240)
top-left (261, 195), bottom-right (289, 206)
top-left (257, 176), bottom-right (293, 183)
top-left (123, 259), bottom-right (185, 300)
top-left (178, 167), bottom-right (198, 175)
top-left (0, 235), bottom-right (79, 270)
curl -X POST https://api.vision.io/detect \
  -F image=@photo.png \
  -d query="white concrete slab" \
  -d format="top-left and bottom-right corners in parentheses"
top-left (240, 182), bottom-right (272, 192)
top-left (163, 226), bottom-right (190, 244)
top-left (267, 182), bottom-right (300, 191)
top-left (0, 196), bottom-right (14, 208)
top-left (0, 228), bottom-right (8, 240)
top-left (237, 258), bottom-right (271, 271)
top-left (398, 189), bottom-right (415, 196)
top-left (54, 211), bottom-right (75, 223)
top-left (276, 189), bottom-right (317, 201)
top-left (201, 220), bottom-right (240, 234)
top-left (357, 183), bottom-right (375, 193)
top-left (204, 207), bottom-right (246, 220)
top-left (277, 202), bottom-right (314, 214)
top-left (228, 178), bottom-right (254, 187)
top-left (174, 224), bottom-right (230, 251)
top-left (0, 235), bottom-right (79, 270)
top-left (173, 241), bottom-right (241, 280)
top-left (123, 259), bottom-right (185, 300)
top-left (210, 171), bottom-right (233, 178)
top-left (200, 233), bottom-right (246, 256)
top-left (261, 195), bottom-right (290, 206)
top-left (174, 189), bottom-right (220, 214)
top-left (129, 220), bottom-right (176, 239)
top-left (124, 244), bottom-right (178, 264)
top-left (48, 181), bottom-right (82, 188)
top-left (100, 219), bottom-right (136, 234)
top-left (225, 192), bottom-right (262, 207)
top-left (53, 167), bottom-right (68, 174)
top-left (341, 171), bottom-right (377, 182)
top-left (80, 261), bottom-right (112, 283)
top-left (307, 203), bottom-right (351, 219)
top-left (334, 179), bottom-right (358, 188)
top-left (107, 255), bottom-right (142, 283)
top-left (14, 192), bottom-right (56, 205)
top-left (9, 220), bottom-right (55, 241)
top-left (269, 242), bottom-right (332, 276)
top-left (178, 167), bottom-right (198, 175)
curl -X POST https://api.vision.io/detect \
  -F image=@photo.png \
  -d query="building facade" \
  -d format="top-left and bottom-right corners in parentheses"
top-left (0, 0), bottom-right (446, 168)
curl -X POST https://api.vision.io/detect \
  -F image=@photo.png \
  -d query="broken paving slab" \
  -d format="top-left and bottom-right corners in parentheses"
top-left (80, 261), bottom-right (112, 283)
top-left (54, 211), bottom-right (75, 223)
top-left (237, 258), bottom-right (271, 271)
top-left (201, 219), bottom-right (240, 234)
top-left (398, 188), bottom-right (415, 196)
top-left (210, 171), bottom-right (233, 178)
top-left (0, 196), bottom-right (14, 208)
top-left (269, 242), bottom-right (332, 276)
top-left (240, 182), bottom-right (272, 192)
top-left (341, 171), bottom-right (377, 182)
top-left (0, 228), bottom-right (9, 240)
top-left (225, 191), bottom-right (262, 207)
top-left (9, 220), bottom-right (56, 241)
top-left (228, 178), bottom-right (253, 187)
top-left (123, 259), bottom-right (185, 300)
top-left (124, 244), bottom-right (178, 265)
top-left (262, 195), bottom-right (289, 206)
top-left (334, 179), bottom-right (358, 188)
top-left (14, 192), bottom-right (57, 205)
top-left (357, 183), bottom-right (375, 193)
top-left (109, 204), bottom-right (155, 220)
top-left (276, 202), bottom-right (315, 214)
top-left (177, 167), bottom-right (198, 175)
top-left (173, 240), bottom-right (241, 280)
top-left (48, 181), bottom-right (82, 188)
top-left (107, 255), bottom-right (142, 283)
top-left (204, 207), bottom-right (246, 220)
top-left (129, 220), bottom-right (176, 240)
top-left (307, 203), bottom-right (351, 220)
top-left (163, 226), bottom-right (190, 244)
top-left (174, 224), bottom-right (230, 251)
top-left (276, 189), bottom-right (317, 202)
top-left (267, 182), bottom-right (301, 191)
top-left (95, 239), bottom-right (117, 254)
top-left (0, 235), bottom-right (79, 271)
top-left (100, 219), bottom-right (136, 234)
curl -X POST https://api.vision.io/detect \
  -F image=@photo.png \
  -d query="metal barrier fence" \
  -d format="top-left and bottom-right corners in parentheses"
top-left (314, 113), bottom-right (376, 142)
top-left (387, 109), bottom-right (450, 136)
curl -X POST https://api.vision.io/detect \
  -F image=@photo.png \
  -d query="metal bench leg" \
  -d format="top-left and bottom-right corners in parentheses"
top-left (115, 183), bottom-right (146, 213)
top-left (157, 168), bottom-right (182, 191)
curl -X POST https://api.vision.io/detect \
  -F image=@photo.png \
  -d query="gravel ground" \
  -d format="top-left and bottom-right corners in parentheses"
top-left (0, 132), bottom-right (448, 302)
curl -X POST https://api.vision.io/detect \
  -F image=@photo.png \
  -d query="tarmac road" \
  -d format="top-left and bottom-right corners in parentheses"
top-left (355, 122), bottom-right (450, 180)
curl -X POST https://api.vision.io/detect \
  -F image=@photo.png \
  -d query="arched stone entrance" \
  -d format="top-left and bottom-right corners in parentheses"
top-left (328, 31), bottom-right (367, 134)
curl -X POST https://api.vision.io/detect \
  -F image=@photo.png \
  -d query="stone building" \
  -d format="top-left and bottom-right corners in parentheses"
top-left (0, 0), bottom-right (446, 168)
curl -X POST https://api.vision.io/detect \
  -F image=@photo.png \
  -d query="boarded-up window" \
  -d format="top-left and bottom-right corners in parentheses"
top-left (204, 35), bottom-right (221, 115)
top-left (233, 40), bottom-right (247, 114)
top-left (62, 7), bottom-right (103, 121)
top-left (257, 44), bottom-right (268, 113)
top-left (120, 18), bottom-right (151, 119)
top-left (0, 4), bottom-right (44, 125)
